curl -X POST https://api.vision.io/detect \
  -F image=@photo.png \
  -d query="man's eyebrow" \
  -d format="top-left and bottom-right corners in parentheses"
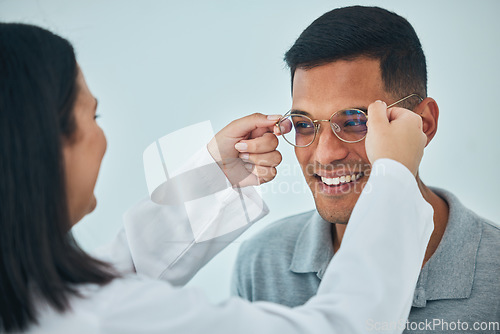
top-left (291, 107), bottom-right (369, 116)
top-left (290, 109), bottom-right (312, 117)
top-left (94, 98), bottom-right (99, 111)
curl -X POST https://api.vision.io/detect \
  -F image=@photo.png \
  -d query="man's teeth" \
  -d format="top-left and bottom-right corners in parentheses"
top-left (320, 173), bottom-right (362, 186)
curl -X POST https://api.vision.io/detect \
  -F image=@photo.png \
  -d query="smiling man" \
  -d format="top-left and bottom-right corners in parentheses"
top-left (231, 6), bottom-right (500, 333)
top-left (287, 58), bottom-right (442, 255)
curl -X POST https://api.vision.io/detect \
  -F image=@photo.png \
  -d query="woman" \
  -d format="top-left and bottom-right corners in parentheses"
top-left (0, 23), bottom-right (432, 333)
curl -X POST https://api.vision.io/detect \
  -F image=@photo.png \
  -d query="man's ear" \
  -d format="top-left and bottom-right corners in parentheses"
top-left (414, 97), bottom-right (439, 147)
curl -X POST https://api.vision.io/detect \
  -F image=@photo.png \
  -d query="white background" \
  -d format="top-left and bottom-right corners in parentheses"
top-left (1, 0), bottom-right (499, 302)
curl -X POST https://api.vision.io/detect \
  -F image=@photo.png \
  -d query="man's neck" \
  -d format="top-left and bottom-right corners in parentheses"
top-left (332, 176), bottom-right (449, 268)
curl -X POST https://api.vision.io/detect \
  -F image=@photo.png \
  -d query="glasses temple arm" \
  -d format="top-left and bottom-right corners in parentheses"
top-left (387, 93), bottom-right (424, 108)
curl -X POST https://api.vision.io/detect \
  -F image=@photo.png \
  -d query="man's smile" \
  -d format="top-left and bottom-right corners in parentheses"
top-left (317, 172), bottom-right (364, 186)
top-left (311, 171), bottom-right (366, 196)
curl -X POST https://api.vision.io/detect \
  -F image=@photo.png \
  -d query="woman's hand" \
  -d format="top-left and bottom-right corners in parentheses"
top-left (365, 100), bottom-right (427, 176)
top-left (207, 113), bottom-right (282, 187)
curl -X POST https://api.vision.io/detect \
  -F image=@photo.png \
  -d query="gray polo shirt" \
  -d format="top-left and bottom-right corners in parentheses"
top-left (232, 188), bottom-right (500, 333)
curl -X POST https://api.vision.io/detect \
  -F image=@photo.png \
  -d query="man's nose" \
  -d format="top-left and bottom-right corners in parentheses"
top-left (313, 124), bottom-right (349, 165)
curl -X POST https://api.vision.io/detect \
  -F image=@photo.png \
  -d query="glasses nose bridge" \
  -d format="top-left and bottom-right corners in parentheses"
top-left (312, 119), bottom-right (330, 132)
top-left (315, 118), bottom-right (340, 132)
top-left (312, 118), bottom-right (341, 141)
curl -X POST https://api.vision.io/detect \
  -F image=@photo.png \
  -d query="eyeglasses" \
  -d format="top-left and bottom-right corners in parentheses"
top-left (276, 93), bottom-right (423, 147)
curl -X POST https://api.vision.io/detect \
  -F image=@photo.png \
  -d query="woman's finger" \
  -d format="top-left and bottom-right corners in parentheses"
top-left (239, 150), bottom-right (282, 167)
top-left (235, 132), bottom-right (278, 154)
top-left (244, 164), bottom-right (278, 184)
top-left (225, 113), bottom-right (281, 139)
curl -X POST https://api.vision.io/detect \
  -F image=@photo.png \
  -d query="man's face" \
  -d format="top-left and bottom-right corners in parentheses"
top-left (292, 58), bottom-right (394, 224)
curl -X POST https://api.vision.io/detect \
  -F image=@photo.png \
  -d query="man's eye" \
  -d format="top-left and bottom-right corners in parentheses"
top-left (344, 120), bottom-right (366, 127)
top-left (295, 122), bottom-right (312, 128)
top-left (294, 122), bottom-right (315, 136)
top-left (94, 114), bottom-right (101, 120)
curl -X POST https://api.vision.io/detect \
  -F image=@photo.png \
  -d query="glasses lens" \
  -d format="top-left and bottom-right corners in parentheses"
top-left (331, 109), bottom-right (367, 142)
top-left (279, 114), bottom-right (315, 147)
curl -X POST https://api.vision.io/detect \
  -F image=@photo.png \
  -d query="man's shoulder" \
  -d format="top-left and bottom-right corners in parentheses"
top-left (476, 215), bottom-right (500, 254)
top-left (440, 188), bottom-right (500, 267)
top-left (479, 216), bottom-right (500, 235)
top-left (457, 196), bottom-right (500, 248)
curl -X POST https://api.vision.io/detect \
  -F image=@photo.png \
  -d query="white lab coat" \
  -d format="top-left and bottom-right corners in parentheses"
top-left (26, 154), bottom-right (433, 334)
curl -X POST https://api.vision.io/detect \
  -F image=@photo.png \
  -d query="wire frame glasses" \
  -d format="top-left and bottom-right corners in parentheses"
top-left (277, 93), bottom-right (423, 147)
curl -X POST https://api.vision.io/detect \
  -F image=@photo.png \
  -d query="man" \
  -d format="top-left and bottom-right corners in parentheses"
top-left (231, 6), bottom-right (500, 333)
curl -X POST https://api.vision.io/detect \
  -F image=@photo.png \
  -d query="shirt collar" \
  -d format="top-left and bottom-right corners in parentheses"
top-left (412, 187), bottom-right (483, 307)
top-left (289, 211), bottom-right (334, 279)
top-left (288, 189), bottom-right (483, 307)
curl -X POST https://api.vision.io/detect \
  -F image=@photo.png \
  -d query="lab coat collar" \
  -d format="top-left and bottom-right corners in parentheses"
top-left (289, 188), bottom-right (481, 308)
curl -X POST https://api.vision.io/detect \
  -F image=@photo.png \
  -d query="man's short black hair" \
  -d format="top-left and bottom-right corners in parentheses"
top-left (285, 6), bottom-right (427, 101)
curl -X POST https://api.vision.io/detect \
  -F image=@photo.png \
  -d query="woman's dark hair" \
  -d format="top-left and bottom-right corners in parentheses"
top-left (0, 23), bottom-right (116, 332)
top-left (284, 6), bottom-right (427, 104)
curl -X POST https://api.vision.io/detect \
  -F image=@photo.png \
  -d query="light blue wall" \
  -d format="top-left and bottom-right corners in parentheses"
top-left (1, 0), bottom-right (499, 302)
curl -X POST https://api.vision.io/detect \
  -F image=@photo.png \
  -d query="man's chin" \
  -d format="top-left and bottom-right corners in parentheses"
top-left (316, 205), bottom-right (353, 224)
top-left (313, 192), bottom-right (360, 224)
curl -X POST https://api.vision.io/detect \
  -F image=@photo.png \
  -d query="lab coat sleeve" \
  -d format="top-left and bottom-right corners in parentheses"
top-left (101, 158), bottom-right (434, 334)
top-left (95, 147), bottom-right (268, 286)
